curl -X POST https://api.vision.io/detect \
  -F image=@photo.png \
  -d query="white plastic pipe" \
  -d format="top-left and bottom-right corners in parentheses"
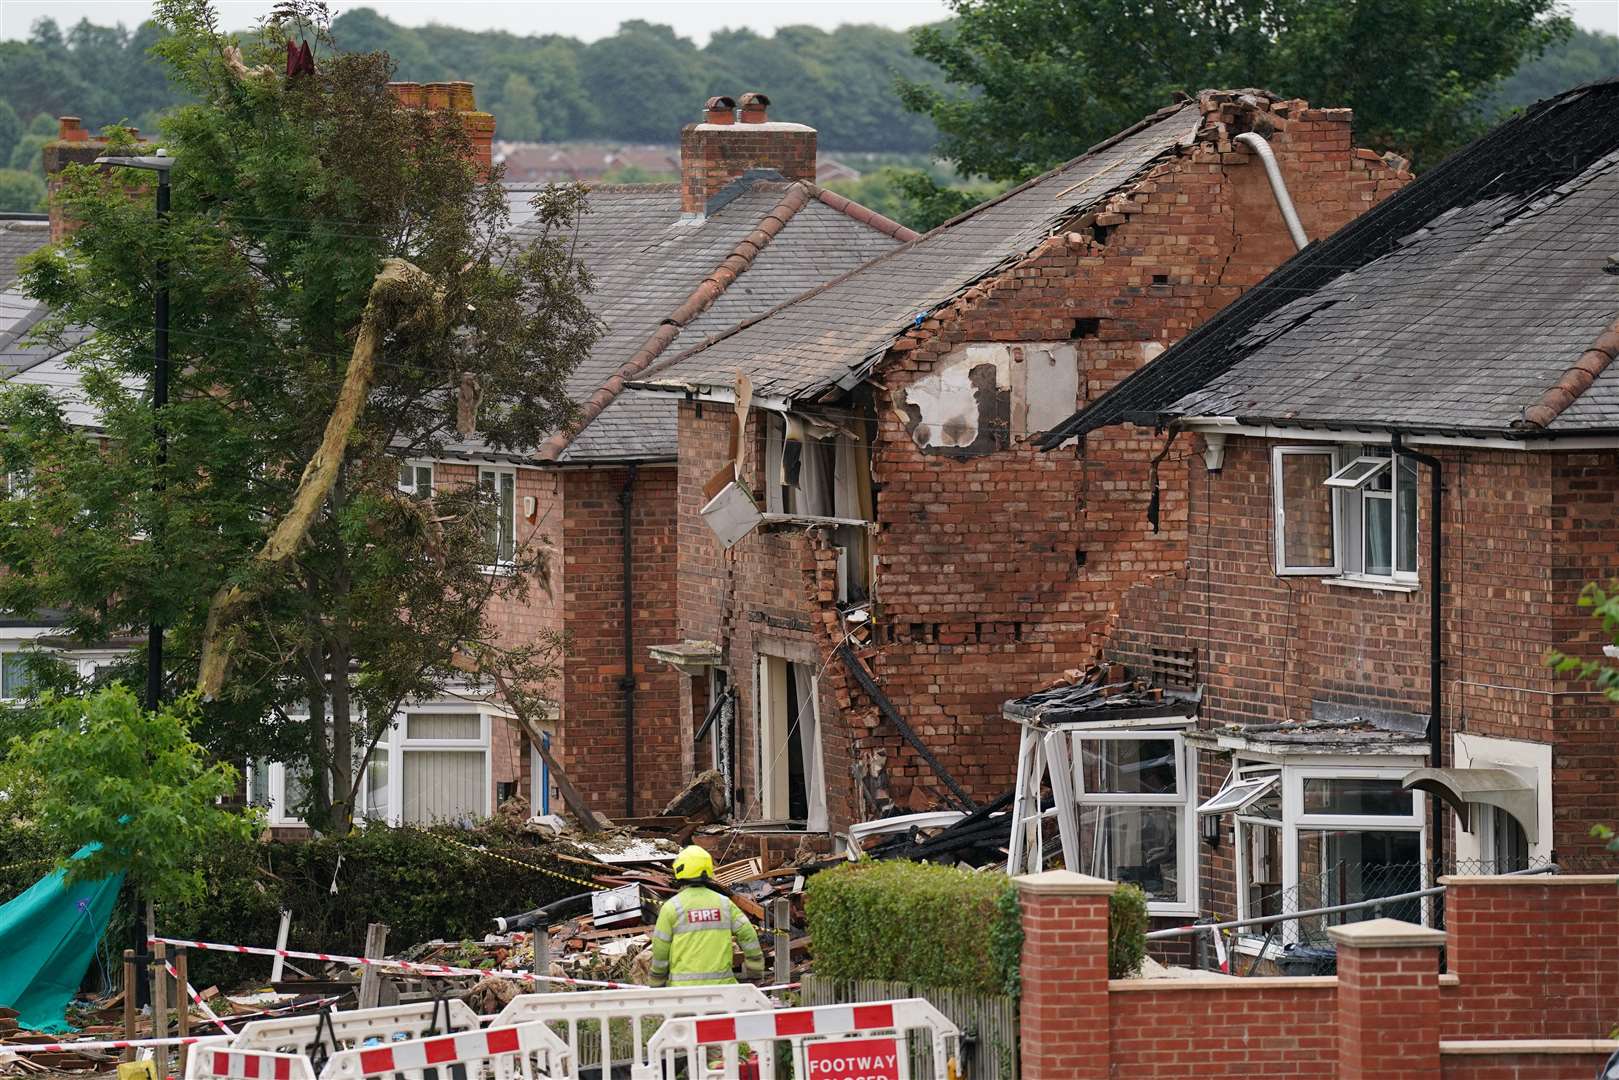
top-left (1234, 132), bottom-right (1309, 252)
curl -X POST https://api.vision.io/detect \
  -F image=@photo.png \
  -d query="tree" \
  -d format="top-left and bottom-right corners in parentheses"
top-left (1490, 27), bottom-right (1619, 114)
top-left (1, 687), bottom-right (254, 904)
top-left (3, 0), bottom-right (598, 834)
top-left (824, 167), bottom-right (1007, 233)
top-left (0, 169), bottom-right (43, 212)
top-left (898, 0), bottom-right (1572, 182)
top-left (0, 103), bottom-right (21, 170)
top-left (496, 72), bottom-right (542, 142)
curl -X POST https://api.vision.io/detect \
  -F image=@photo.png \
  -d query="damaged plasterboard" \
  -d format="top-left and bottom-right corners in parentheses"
top-left (576, 835), bottom-right (682, 865)
top-left (897, 342), bottom-right (1079, 457)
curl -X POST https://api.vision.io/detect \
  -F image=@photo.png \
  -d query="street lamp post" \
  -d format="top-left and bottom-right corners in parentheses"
top-left (94, 151), bottom-right (172, 713)
top-left (92, 149), bottom-right (173, 1008)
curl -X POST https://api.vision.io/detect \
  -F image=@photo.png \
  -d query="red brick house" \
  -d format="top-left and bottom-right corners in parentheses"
top-left (1039, 78), bottom-right (1619, 949)
top-left (631, 90), bottom-right (1409, 860)
top-left (8, 88), bottom-right (914, 829)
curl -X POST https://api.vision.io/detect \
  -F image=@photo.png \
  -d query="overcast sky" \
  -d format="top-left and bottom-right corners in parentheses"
top-left (1, 1), bottom-right (1610, 42)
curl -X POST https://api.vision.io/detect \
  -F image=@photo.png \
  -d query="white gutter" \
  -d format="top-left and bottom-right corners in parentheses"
top-left (1180, 416), bottom-right (1619, 452)
top-left (1234, 132), bottom-right (1309, 252)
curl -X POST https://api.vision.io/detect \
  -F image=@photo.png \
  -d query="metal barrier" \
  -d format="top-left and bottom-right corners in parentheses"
top-left (492, 986), bottom-right (773, 1076)
top-left (634, 1000), bottom-right (960, 1080)
top-left (185, 1047), bottom-right (320, 1080)
top-left (321, 1020), bottom-right (573, 1080)
top-left (228, 1002), bottom-right (484, 1054)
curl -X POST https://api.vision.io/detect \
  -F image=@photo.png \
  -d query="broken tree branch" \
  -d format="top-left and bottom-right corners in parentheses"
top-left (196, 257), bottom-right (442, 699)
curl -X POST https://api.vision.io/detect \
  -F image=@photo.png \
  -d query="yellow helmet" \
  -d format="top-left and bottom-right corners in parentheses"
top-left (672, 844), bottom-right (715, 881)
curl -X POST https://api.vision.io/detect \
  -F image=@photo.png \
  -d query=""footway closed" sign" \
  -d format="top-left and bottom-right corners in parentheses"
top-left (805, 1037), bottom-right (903, 1080)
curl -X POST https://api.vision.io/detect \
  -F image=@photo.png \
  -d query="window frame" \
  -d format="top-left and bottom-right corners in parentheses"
top-left (1271, 446), bottom-right (1341, 576)
top-left (397, 460), bottom-right (434, 499)
top-left (1071, 727), bottom-right (1199, 916)
top-left (0, 651), bottom-right (34, 701)
top-left (754, 650), bottom-right (828, 832)
top-left (478, 466), bottom-right (518, 570)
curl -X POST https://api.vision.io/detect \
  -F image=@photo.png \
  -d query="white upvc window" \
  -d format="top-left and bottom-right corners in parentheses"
top-left (1072, 729), bottom-right (1198, 915)
top-left (397, 460), bottom-right (434, 499)
top-left (1272, 445), bottom-right (1418, 583)
top-left (0, 652), bottom-right (33, 701)
top-left (1229, 760), bottom-right (1428, 946)
top-left (478, 467), bottom-right (517, 568)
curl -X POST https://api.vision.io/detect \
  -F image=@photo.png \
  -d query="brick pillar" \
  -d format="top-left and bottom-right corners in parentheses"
top-left (1015, 870), bottom-right (1114, 1080)
top-left (1330, 917), bottom-right (1446, 1080)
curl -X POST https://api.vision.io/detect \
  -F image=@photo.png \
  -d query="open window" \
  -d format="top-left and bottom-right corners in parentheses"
top-left (756, 653), bottom-right (827, 830)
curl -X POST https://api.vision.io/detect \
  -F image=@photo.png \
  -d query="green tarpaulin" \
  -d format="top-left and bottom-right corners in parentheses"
top-left (0, 846), bottom-right (123, 1032)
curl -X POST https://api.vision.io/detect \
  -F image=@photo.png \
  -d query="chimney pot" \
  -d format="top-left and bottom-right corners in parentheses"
top-left (447, 81), bottom-right (477, 111)
top-left (424, 82), bottom-right (453, 110)
top-left (704, 95), bottom-right (737, 125)
top-left (387, 81), bottom-right (424, 108)
top-left (58, 117), bottom-right (86, 142)
top-left (738, 92), bottom-right (770, 124)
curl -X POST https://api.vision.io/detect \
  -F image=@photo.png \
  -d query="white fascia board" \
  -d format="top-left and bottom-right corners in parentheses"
top-left (633, 381), bottom-right (795, 412)
top-left (1181, 416), bottom-right (1619, 452)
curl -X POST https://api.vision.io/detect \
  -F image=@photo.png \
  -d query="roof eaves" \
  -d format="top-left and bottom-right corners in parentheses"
top-left (534, 182), bottom-right (814, 461)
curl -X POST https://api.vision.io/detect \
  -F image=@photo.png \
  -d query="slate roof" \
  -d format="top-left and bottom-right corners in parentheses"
top-left (0, 217), bottom-right (50, 291)
top-left (1, 217), bottom-right (57, 380)
top-left (1040, 79), bottom-right (1619, 445)
top-left (493, 178), bottom-right (908, 463)
top-left (632, 102), bottom-right (1201, 404)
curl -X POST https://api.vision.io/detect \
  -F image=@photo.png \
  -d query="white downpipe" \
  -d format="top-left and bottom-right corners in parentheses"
top-left (1234, 132), bottom-right (1309, 252)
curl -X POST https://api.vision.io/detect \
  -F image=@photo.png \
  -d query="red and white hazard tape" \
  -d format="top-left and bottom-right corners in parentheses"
top-left (0, 996), bottom-right (343, 1053)
top-left (165, 960), bottom-right (236, 1036)
top-left (149, 936), bottom-right (647, 990)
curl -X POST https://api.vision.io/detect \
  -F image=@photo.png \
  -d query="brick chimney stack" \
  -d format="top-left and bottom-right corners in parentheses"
top-left (387, 80), bottom-right (496, 179)
top-left (680, 91), bottom-right (816, 215)
top-left (43, 117), bottom-right (151, 242)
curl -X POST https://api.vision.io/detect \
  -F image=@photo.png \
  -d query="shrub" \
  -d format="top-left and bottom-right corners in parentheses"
top-left (1109, 884), bottom-right (1149, 978)
top-left (805, 861), bottom-right (1020, 997)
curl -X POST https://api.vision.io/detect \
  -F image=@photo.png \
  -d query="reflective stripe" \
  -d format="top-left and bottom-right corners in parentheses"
top-left (674, 917), bottom-right (733, 934)
top-left (670, 970), bottom-right (737, 983)
top-left (652, 929), bottom-right (673, 943)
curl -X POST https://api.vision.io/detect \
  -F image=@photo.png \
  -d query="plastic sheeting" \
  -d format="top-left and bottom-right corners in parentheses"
top-left (0, 846), bottom-right (123, 1031)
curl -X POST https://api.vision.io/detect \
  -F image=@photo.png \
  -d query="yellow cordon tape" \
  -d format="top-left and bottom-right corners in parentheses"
top-left (433, 833), bottom-right (610, 892)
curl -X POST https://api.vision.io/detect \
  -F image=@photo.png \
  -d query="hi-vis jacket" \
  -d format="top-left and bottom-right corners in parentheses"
top-left (648, 883), bottom-right (766, 987)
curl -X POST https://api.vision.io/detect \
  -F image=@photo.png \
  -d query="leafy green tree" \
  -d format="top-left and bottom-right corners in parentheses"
top-left (1490, 27), bottom-right (1619, 113)
top-left (0, 103), bottom-right (21, 169)
top-left (1, 687), bottom-right (254, 904)
top-left (0, 168), bottom-right (45, 212)
top-left (4, 0), bottom-right (597, 834)
top-left (497, 72), bottom-right (542, 141)
top-left (824, 166), bottom-right (1007, 232)
top-left (899, 0), bottom-right (1572, 181)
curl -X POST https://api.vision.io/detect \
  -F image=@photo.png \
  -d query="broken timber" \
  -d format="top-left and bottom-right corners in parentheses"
top-left (837, 643), bottom-right (976, 812)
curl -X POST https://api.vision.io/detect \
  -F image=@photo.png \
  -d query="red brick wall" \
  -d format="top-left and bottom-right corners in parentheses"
top-left (679, 122), bottom-right (816, 213)
top-left (559, 465), bottom-right (682, 818)
top-left (1109, 983), bottom-right (1337, 1075)
top-left (1441, 1051), bottom-right (1616, 1079)
top-left (1106, 438), bottom-right (1619, 881)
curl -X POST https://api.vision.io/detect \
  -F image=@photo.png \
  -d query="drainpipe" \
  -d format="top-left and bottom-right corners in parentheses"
top-left (620, 464), bottom-right (638, 817)
top-left (1391, 433), bottom-right (1445, 879)
top-left (1233, 132), bottom-right (1309, 252)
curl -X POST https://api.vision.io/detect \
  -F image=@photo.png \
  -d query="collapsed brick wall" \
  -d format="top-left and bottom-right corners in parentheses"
top-left (557, 465), bottom-right (682, 818)
top-left (840, 99), bottom-right (1408, 810)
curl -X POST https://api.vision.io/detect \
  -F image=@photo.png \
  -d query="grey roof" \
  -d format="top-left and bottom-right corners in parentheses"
top-left (500, 181), bottom-right (901, 462)
top-left (0, 217), bottom-right (50, 291)
top-left (1041, 79), bottom-right (1619, 444)
top-left (635, 103), bottom-right (1201, 403)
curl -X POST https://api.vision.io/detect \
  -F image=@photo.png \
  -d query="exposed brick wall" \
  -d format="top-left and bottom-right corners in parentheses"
top-left (1106, 437), bottom-right (1619, 891)
top-left (1441, 1051), bottom-right (1617, 1079)
top-left (559, 465), bottom-right (681, 818)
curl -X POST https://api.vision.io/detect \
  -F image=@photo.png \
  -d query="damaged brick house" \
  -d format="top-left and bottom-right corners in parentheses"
top-left (1033, 77), bottom-right (1619, 947)
top-left (3, 89), bottom-right (913, 829)
top-left (630, 90), bottom-right (1409, 850)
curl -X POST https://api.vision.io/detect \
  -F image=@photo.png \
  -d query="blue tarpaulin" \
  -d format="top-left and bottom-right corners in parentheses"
top-left (0, 846), bottom-right (123, 1032)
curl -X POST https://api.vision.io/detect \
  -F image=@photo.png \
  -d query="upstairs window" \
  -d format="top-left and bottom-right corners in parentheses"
top-left (397, 461), bottom-right (433, 499)
top-left (478, 467), bottom-right (517, 567)
top-left (1273, 445), bottom-right (1418, 583)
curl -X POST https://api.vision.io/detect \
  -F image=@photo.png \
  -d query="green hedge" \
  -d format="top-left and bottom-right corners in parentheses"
top-left (805, 861), bottom-right (1021, 998)
top-left (0, 820), bottom-right (582, 988)
top-left (1109, 884), bottom-right (1148, 979)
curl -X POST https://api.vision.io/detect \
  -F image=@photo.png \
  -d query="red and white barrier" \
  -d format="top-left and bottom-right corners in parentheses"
top-left (493, 985), bottom-right (773, 1075)
top-left (636, 999), bottom-right (960, 1080)
top-left (166, 960), bottom-right (238, 1036)
top-left (150, 935), bottom-right (646, 990)
top-left (188, 1048), bottom-right (318, 1080)
top-left (320, 1019), bottom-right (572, 1080)
top-left (224, 1000), bottom-right (482, 1055)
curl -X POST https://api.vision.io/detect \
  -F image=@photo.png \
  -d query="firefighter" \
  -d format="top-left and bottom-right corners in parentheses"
top-left (649, 845), bottom-right (766, 987)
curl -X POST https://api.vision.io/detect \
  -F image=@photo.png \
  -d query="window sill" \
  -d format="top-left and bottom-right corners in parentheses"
top-left (480, 564), bottom-right (517, 578)
top-left (1324, 575), bottom-right (1420, 594)
top-left (1146, 902), bottom-right (1198, 918)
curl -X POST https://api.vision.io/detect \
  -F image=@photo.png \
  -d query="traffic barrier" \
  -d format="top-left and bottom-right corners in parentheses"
top-left (635, 999), bottom-right (960, 1080)
top-left (184, 1048), bottom-right (318, 1080)
top-left (320, 1019), bottom-right (573, 1080)
top-left (227, 1001), bottom-right (483, 1054)
top-left (492, 985), bottom-right (773, 1075)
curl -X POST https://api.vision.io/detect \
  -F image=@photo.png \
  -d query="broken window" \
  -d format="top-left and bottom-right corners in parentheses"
top-left (478, 466), bottom-right (517, 567)
top-left (1272, 444), bottom-right (1418, 582)
top-left (1073, 730), bottom-right (1195, 911)
top-left (763, 414), bottom-right (874, 603)
top-left (695, 668), bottom-right (735, 816)
top-left (757, 653), bottom-right (827, 830)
